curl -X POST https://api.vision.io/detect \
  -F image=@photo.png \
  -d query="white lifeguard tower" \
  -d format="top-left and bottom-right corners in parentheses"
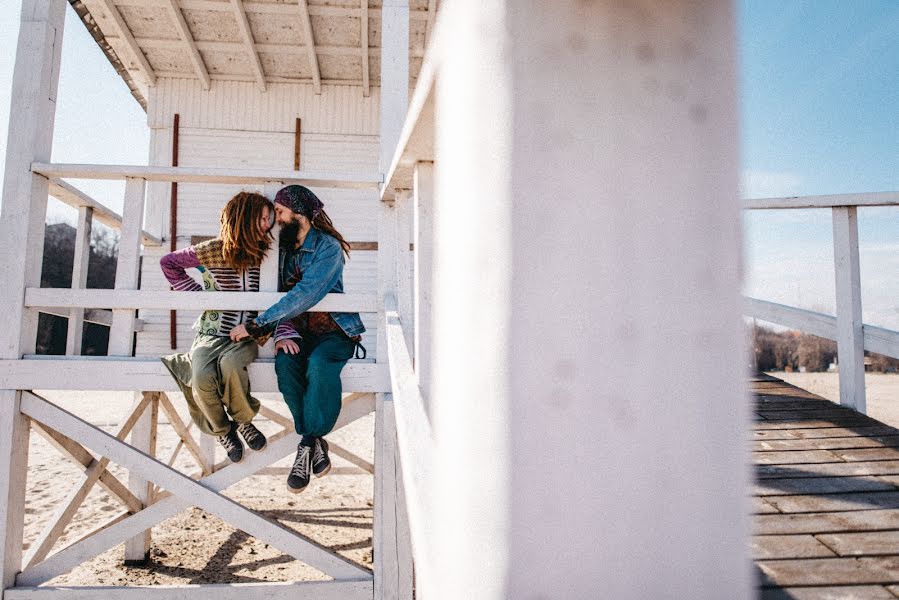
top-left (2, 0), bottom-right (898, 599)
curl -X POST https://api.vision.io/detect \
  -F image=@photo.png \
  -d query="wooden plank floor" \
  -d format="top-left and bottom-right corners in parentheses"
top-left (752, 374), bottom-right (899, 599)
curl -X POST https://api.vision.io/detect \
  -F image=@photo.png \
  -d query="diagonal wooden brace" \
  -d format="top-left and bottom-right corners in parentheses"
top-left (17, 392), bottom-right (372, 585)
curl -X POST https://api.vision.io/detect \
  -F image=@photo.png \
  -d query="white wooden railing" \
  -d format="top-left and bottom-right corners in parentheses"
top-left (742, 193), bottom-right (899, 413)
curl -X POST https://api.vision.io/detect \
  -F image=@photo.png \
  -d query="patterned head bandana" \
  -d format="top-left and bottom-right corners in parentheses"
top-left (274, 185), bottom-right (324, 221)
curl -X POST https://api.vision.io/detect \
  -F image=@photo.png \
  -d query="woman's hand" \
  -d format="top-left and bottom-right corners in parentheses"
top-left (276, 339), bottom-right (301, 354)
top-left (230, 324), bottom-right (249, 342)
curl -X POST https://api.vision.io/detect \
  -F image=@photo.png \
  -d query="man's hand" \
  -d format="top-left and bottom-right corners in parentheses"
top-left (275, 339), bottom-right (301, 354)
top-left (230, 324), bottom-right (249, 342)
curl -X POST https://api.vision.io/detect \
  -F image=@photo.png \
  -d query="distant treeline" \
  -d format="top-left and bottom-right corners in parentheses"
top-left (37, 222), bottom-right (118, 355)
top-left (751, 323), bottom-right (899, 373)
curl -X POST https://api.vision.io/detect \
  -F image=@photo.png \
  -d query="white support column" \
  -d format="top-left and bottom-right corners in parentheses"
top-left (377, 198), bottom-right (397, 363)
top-left (258, 181), bottom-right (282, 359)
top-left (66, 206), bottom-right (93, 355)
top-left (0, 391), bottom-right (31, 590)
top-left (108, 178), bottom-right (147, 356)
top-left (412, 162), bottom-right (434, 403)
top-left (0, 0), bottom-right (66, 359)
top-left (430, 2), bottom-right (749, 599)
top-left (833, 206), bottom-right (866, 412)
top-left (394, 191), bottom-right (414, 353)
top-left (0, 1), bottom-right (65, 589)
top-left (124, 393), bottom-right (158, 564)
top-left (378, 0), bottom-right (409, 176)
top-left (199, 433), bottom-right (217, 474)
top-left (373, 393), bottom-right (413, 600)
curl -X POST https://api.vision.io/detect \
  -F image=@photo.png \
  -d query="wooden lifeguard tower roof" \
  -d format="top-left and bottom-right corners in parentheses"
top-left (71, 0), bottom-right (436, 109)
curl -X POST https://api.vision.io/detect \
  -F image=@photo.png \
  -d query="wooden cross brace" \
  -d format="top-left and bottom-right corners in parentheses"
top-left (16, 392), bottom-right (375, 586)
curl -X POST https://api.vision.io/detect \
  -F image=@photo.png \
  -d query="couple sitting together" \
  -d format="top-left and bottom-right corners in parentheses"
top-left (159, 185), bottom-right (364, 494)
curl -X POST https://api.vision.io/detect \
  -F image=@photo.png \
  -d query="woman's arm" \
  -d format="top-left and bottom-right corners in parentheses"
top-left (160, 246), bottom-right (203, 292)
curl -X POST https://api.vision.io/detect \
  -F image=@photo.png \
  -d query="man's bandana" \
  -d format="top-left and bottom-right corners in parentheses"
top-left (274, 185), bottom-right (324, 221)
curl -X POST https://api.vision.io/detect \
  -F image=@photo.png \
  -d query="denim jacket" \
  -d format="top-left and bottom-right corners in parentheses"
top-left (247, 227), bottom-right (365, 340)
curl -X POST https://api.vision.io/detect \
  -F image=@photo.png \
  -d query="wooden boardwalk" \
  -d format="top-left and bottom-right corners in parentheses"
top-left (752, 374), bottom-right (899, 599)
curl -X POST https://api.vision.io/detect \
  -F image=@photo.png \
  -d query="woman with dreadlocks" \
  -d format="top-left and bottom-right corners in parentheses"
top-left (159, 191), bottom-right (274, 464)
top-left (229, 185), bottom-right (365, 494)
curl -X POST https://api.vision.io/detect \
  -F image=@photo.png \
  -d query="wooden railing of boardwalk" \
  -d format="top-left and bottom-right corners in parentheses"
top-left (743, 192), bottom-right (899, 414)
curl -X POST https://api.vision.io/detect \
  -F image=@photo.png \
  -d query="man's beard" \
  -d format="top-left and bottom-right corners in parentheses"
top-left (279, 217), bottom-right (300, 248)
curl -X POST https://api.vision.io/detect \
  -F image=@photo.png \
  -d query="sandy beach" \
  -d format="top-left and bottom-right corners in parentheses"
top-left (770, 372), bottom-right (899, 430)
top-left (23, 391), bottom-right (374, 586)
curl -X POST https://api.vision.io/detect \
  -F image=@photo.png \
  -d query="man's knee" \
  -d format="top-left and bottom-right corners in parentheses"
top-left (191, 367), bottom-right (218, 394)
top-left (219, 352), bottom-right (249, 376)
top-left (275, 351), bottom-right (301, 377)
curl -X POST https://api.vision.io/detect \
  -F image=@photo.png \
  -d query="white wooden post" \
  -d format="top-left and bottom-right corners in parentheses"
top-left (258, 181), bottom-right (282, 359)
top-left (373, 393), bottom-right (413, 600)
top-left (0, 0), bottom-right (66, 590)
top-left (199, 433), bottom-right (217, 474)
top-left (377, 199), bottom-right (397, 363)
top-left (832, 206), bottom-right (866, 412)
top-left (66, 206), bottom-right (93, 355)
top-left (376, 5), bottom-right (410, 597)
top-left (412, 162), bottom-right (434, 404)
top-left (108, 177), bottom-right (147, 356)
top-left (429, 2), bottom-right (749, 598)
top-left (378, 0), bottom-right (409, 177)
top-left (395, 191), bottom-right (414, 353)
top-left (124, 393), bottom-right (158, 563)
top-left (0, 0), bottom-right (66, 359)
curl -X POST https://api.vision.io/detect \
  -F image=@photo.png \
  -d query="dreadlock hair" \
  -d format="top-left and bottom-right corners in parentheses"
top-left (220, 191), bottom-right (274, 271)
top-left (311, 210), bottom-right (351, 258)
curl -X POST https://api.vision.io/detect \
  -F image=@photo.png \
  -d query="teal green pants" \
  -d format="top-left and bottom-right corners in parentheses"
top-left (274, 332), bottom-right (356, 436)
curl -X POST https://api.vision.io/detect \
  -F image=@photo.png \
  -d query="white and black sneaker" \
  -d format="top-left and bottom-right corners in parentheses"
top-left (236, 421), bottom-right (267, 451)
top-left (287, 442), bottom-right (312, 493)
top-left (217, 423), bottom-right (244, 463)
top-left (312, 437), bottom-right (331, 478)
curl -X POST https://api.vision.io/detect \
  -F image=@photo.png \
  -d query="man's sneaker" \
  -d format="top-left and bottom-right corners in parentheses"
top-left (236, 421), bottom-right (267, 451)
top-left (217, 423), bottom-right (244, 463)
top-left (312, 437), bottom-right (331, 478)
top-left (287, 442), bottom-right (312, 493)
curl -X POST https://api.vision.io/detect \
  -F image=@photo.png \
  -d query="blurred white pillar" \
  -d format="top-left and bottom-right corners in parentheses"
top-left (430, 1), bottom-right (750, 598)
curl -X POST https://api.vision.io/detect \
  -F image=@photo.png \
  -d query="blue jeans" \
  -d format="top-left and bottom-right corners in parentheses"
top-left (274, 332), bottom-right (356, 437)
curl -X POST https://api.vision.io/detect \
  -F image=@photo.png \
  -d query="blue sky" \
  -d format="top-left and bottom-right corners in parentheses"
top-left (0, 1), bottom-right (896, 329)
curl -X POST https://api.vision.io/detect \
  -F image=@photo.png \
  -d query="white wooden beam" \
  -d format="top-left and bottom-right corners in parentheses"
top-left (137, 38), bottom-right (427, 59)
top-left (0, 391), bottom-right (31, 590)
top-left (6, 580), bottom-right (374, 600)
top-left (0, 0), bottom-right (66, 360)
top-left (383, 296), bottom-right (434, 591)
top-left (743, 191), bottom-right (899, 210)
top-left (100, 0), bottom-right (157, 87)
top-left (33, 163), bottom-right (380, 188)
top-left (49, 179), bottom-right (162, 246)
top-left (124, 393), bottom-right (158, 563)
top-left (66, 206), bottom-right (93, 355)
top-left (29, 420), bottom-right (142, 512)
top-left (394, 191), bottom-right (414, 352)
top-left (833, 206), bottom-right (866, 412)
top-left (412, 161), bottom-right (434, 404)
top-left (108, 177), bottom-right (146, 356)
top-left (25, 289), bottom-right (378, 312)
top-left (16, 392), bottom-right (374, 586)
top-left (18, 393), bottom-right (371, 583)
top-left (378, 0), bottom-right (409, 177)
top-left (360, 0), bottom-right (370, 97)
top-left (0, 359), bottom-right (389, 394)
top-left (22, 393), bottom-right (152, 570)
top-left (373, 392), bottom-right (413, 600)
top-left (229, 0), bottom-right (267, 91)
top-left (163, 0), bottom-right (211, 90)
top-left (297, 0), bottom-right (322, 94)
